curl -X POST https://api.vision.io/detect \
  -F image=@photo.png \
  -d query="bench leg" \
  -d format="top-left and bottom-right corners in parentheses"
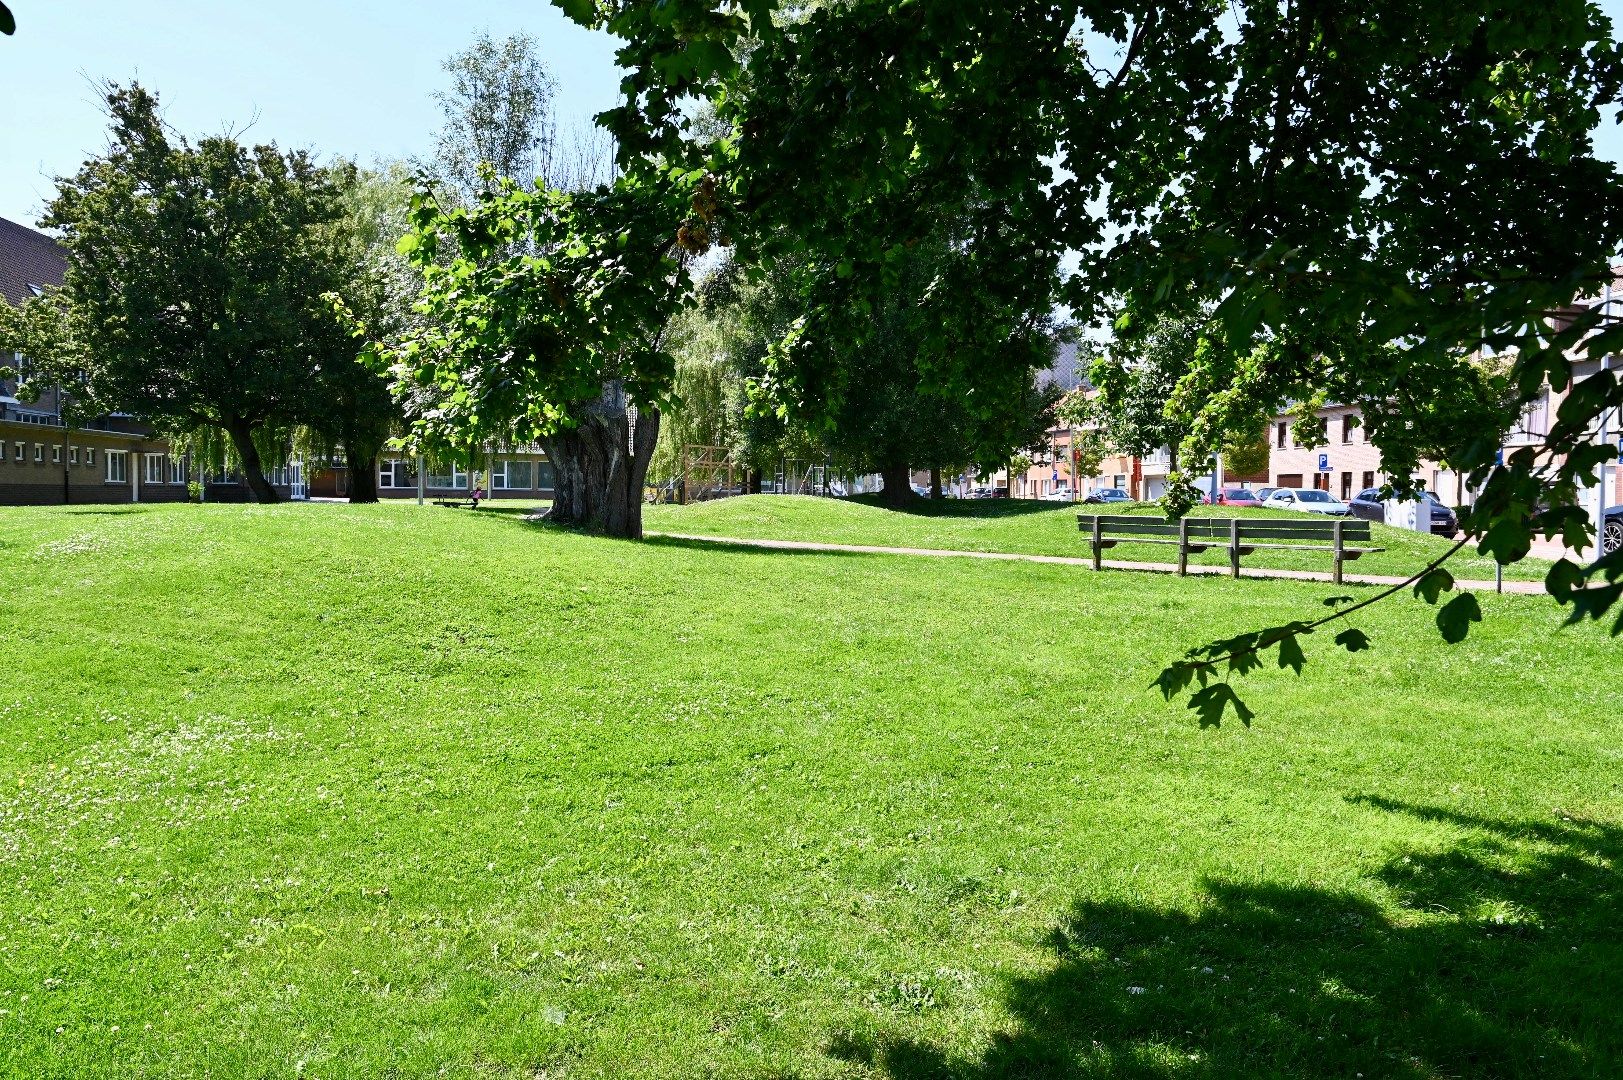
top-left (1091, 516), bottom-right (1103, 571)
top-left (1177, 517), bottom-right (1189, 576)
top-left (1333, 519), bottom-right (1345, 585)
top-left (1229, 518), bottom-right (1241, 578)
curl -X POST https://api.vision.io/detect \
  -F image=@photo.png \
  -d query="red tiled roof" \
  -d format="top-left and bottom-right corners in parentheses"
top-left (0, 215), bottom-right (66, 307)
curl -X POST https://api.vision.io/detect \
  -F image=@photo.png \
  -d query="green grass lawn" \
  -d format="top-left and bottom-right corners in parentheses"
top-left (643, 494), bottom-right (1555, 582)
top-left (2, 502), bottom-right (1617, 1078)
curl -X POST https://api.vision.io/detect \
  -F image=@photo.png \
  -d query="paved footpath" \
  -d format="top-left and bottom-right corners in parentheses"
top-left (647, 532), bottom-right (1549, 595)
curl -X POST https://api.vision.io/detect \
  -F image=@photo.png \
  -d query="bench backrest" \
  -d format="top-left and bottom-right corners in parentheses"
top-left (1078, 514), bottom-right (1373, 542)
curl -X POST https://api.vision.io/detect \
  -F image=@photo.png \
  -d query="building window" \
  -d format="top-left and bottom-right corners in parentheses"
top-left (52, 445), bottom-right (61, 464)
top-left (1362, 471), bottom-right (1375, 490)
top-left (1318, 418), bottom-right (1329, 446)
top-left (33, 443), bottom-right (44, 463)
top-left (1276, 473), bottom-right (1304, 489)
top-left (537, 461), bottom-right (556, 491)
top-left (379, 458), bottom-right (413, 489)
top-left (169, 459), bottom-right (185, 484)
top-left (493, 459), bottom-right (534, 490)
top-left (143, 453), bottom-right (167, 484)
top-left (106, 450), bottom-right (128, 484)
top-left (70, 446), bottom-right (79, 466)
top-left (452, 465), bottom-right (469, 489)
top-left (84, 447), bottom-right (95, 468)
top-left (1276, 422), bottom-right (1287, 449)
top-left (1341, 471), bottom-right (1353, 500)
top-left (11, 441), bottom-right (21, 462)
top-left (1341, 415), bottom-right (1355, 444)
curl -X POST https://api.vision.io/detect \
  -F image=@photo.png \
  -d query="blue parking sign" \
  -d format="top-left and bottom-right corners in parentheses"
top-left (1318, 453), bottom-right (1329, 472)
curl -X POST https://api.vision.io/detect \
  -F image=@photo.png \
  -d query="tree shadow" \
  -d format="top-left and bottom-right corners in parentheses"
top-left (637, 533), bottom-right (877, 559)
top-left (846, 494), bottom-right (1069, 521)
top-left (828, 798), bottom-right (1621, 1077)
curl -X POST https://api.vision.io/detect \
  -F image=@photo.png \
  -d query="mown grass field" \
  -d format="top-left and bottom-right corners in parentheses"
top-left (1, 501), bottom-right (1617, 1079)
top-left (643, 495), bottom-right (1555, 581)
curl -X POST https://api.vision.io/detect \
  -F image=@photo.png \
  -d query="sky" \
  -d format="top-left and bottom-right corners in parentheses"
top-left (1, 2), bottom-right (1621, 227)
top-left (0, 1), bottom-right (625, 224)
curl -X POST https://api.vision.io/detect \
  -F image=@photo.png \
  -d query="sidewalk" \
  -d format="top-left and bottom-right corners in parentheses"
top-left (647, 532), bottom-right (1550, 595)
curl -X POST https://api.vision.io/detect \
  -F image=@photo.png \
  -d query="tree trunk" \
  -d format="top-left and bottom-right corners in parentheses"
top-left (223, 416), bottom-right (279, 503)
top-left (880, 462), bottom-right (914, 509)
top-left (347, 452), bottom-right (380, 503)
top-left (929, 465), bottom-right (943, 499)
top-left (541, 380), bottom-right (659, 539)
top-left (342, 426), bottom-right (384, 504)
top-left (746, 469), bottom-right (763, 495)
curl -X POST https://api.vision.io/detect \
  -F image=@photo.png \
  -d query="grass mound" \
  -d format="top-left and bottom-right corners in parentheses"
top-left (644, 494), bottom-right (1553, 581)
top-left (0, 502), bottom-right (1614, 1077)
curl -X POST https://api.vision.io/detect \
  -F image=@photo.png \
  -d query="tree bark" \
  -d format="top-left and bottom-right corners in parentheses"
top-left (541, 380), bottom-right (658, 538)
top-left (347, 451), bottom-right (380, 503)
top-left (342, 425), bottom-right (384, 504)
top-left (880, 462), bottom-right (914, 509)
top-left (929, 465), bottom-right (943, 499)
top-left (746, 469), bottom-right (763, 495)
top-left (223, 415), bottom-right (280, 503)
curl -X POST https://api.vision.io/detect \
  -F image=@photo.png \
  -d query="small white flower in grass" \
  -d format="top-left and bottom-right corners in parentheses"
top-left (1127, 986), bottom-right (1146, 995)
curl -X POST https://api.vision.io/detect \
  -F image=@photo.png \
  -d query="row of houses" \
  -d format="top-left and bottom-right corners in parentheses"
top-left (2, 214), bottom-right (557, 507)
top-left (1005, 292), bottom-right (1623, 511)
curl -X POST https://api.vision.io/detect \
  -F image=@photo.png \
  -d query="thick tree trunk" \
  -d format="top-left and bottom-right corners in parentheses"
top-left (880, 462), bottom-right (914, 509)
top-left (347, 452), bottom-right (380, 503)
top-left (929, 465), bottom-right (943, 499)
top-left (343, 427), bottom-right (383, 504)
top-left (746, 469), bottom-right (763, 495)
top-left (223, 416), bottom-right (279, 503)
top-left (541, 380), bottom-right (659, 539)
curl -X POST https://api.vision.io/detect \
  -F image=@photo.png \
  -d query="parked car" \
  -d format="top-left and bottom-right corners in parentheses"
top-left (1219, 488), bottom-right (1263, 508)
top-left (1348, 488), bottom-right (1459, 536)
top-left (1082, 488), bottom-right (1134, 504)
top-left (1262, 487), bottom-right (1351, 516)
top-left (1605, 504), bottom-right (1622, 555)
top-left (1040, 487), bottom-right (1075, 502)
top-left (1254, 486), bottom-right (1276, 502)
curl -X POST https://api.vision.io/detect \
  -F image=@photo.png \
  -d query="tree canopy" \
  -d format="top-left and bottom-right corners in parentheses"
top-left (561, 0), bottom-right (1623, 720)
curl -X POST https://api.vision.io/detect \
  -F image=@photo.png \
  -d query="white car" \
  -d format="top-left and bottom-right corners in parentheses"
top-left (1262, 487), bottom-right (1351, 516)
top-left (1040, 488), bottom-right (1074, 502)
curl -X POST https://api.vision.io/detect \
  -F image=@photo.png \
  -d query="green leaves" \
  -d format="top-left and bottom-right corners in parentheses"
top-left (1436, 593), bottom-right (1483, 644)
top-left (553, 0), bottom-right (596, 27)
top-left (1413, 567), bottom-right (1455, 605)
top-left (0, 3), bottom-right (14, 35)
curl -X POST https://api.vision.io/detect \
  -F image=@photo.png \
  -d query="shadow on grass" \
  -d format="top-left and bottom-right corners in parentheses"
top-left (847, 494), bottom-right (1069, 521)
top-left (828, 798), bottom-right (1620, 1078)
top-left (638, 533), bottom-right (875, 559)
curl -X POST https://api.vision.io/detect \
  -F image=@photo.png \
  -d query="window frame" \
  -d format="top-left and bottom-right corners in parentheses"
top-left (105, 449), bottom-right (128, 484)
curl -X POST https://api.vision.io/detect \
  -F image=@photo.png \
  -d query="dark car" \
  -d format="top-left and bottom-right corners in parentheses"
top-left (1083, 488), bottom-right (1133, 504)
top-left (1605, 504), bottom-right (1622, 555)
top-left (1349, 488), bottom-right (1459, 536)
top-left (1219, 488), bottom-right (1263, 508)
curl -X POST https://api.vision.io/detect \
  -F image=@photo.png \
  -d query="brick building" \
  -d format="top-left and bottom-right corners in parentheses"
top-left (2, 215), bottom-right (296, 505)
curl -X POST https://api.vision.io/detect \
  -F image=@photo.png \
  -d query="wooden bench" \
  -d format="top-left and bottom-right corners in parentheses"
top-left (434, 498), bottom-right (482, 510)
top-left (1077, 514), bottom-right (1382, 583)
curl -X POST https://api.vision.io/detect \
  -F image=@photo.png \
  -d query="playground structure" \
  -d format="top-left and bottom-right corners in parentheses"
top-left (646, 446), bottom-right (880, 504)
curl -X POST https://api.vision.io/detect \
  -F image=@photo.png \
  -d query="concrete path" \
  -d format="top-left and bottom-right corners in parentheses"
top-left (647, 531), bottom-right (1549, 595)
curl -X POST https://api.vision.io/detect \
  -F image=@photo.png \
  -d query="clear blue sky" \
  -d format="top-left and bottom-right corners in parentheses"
top-left (1, 1), bottom-right (1620, 226)
top-left (0, 1), bottom-right (625, 224)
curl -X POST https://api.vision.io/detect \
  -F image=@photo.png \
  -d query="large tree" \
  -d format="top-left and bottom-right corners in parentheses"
top-left (379, 175), bottom-right (694, 537)
top-left (44, 83), bottom-right (350, 501)
top-left (310, 164), bottom-right (419, 503)
top-left (566, 0), bottom-right (1623, 719)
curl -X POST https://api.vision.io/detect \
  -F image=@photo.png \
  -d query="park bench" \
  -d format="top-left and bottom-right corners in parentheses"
top-left (1077, 514), bottom-right (1382, 584)
top-left (434, 497), bottom-right (482, 510)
